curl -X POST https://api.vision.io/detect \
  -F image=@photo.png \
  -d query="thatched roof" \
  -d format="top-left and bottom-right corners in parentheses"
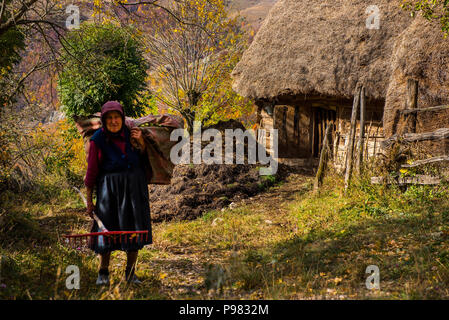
top-left (383, 16), bottom-right (449, 136)
top-left (231, 0), bottom-right (413, 101)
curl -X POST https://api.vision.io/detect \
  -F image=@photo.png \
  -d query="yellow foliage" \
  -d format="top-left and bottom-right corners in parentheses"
top-left (29, 119), bottom-right (86, 177)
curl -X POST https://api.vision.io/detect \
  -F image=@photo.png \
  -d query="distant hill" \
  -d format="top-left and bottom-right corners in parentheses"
top-left (228, 0), bottom-right (277, 31)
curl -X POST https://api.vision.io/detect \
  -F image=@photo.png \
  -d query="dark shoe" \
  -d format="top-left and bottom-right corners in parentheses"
top-left (125, 267), bottom-right (142, 284)
top-left (127, 273), bottom-right (142, 284)
top-left (96, 269), bottom-right (110, 286)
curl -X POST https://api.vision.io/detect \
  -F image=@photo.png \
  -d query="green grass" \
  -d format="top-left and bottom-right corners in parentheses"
top-left (1, 171), bottom-right (449, 299)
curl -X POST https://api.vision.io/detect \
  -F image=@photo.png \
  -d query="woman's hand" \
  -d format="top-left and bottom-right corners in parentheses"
top-left (86, 186), bottom-right (94, 218)
top-left (131, 127), bottom-right (145, 150)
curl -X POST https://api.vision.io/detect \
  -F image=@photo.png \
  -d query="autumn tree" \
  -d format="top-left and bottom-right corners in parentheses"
top-left (141, 0), bottom-right (252, 133)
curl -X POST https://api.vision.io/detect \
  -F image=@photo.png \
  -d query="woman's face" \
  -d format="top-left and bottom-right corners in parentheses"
top-left (105, 111), bottom-right (123, 133)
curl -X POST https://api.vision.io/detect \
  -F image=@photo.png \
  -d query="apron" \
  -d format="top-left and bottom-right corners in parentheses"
top-left (90, 165), bottom-right (153, 253)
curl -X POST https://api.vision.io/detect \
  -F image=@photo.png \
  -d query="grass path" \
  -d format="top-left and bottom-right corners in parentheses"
top-left (140, 174), bottom-right (308, 299)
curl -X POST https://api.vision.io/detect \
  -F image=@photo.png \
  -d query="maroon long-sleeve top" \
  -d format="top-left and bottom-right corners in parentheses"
top-left (84, 128), bottom-right (127, 189)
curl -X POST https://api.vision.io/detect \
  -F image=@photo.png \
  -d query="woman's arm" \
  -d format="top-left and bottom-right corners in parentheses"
top-left (86, 186), bottom-right (94, 218)
top-left (85, 140), bottom-right (101, 217)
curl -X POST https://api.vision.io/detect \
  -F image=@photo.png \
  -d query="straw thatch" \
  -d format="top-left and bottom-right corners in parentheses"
top-left (383, 16), bottom-right (449, 136)
top-left (231, 0), bottom-right (413, 102)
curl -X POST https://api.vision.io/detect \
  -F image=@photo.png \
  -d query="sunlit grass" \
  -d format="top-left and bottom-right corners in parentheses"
top-left (2, 170), bottom-right (449, 299)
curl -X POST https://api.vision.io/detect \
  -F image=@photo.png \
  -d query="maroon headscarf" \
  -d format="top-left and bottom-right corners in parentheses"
top-left (101, 101), bottom-right (125, 138)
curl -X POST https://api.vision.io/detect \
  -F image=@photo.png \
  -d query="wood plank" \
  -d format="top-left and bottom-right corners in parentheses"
top-left (317, 110), bottom-right (322, 157)
top-left (356, 86), bottom-right (366, 174)
top-left (314, 123), bottom-right (333, 192)
top-left (311, 109), bottom-right (315, 158)
top-left (344, 85), bottom-right (361, 190)
top-left (371, 175), bottom-right (441, 185)
top-left (401, 156), bottom-right (449, 168)
top-left (401, 105), bottom-right (449, 115)
top-left (381, 128), bottom-right (449, 148)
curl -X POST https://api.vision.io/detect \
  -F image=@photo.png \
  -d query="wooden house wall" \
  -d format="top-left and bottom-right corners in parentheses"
top-left (257, 98), bottom-right (385, 168)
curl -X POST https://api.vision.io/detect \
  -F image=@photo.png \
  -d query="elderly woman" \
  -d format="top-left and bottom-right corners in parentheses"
top-left (85, 101), bottom-right (152, 285)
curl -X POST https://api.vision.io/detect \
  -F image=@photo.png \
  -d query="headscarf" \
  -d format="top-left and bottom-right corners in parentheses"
top-left (101, 101), bottom-right (125, 139)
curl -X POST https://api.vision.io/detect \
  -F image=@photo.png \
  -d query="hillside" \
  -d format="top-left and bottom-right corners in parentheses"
top-left (228, 0), bottom-right (277, 31)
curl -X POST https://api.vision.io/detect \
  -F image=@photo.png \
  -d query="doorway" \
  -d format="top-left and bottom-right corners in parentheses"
top-left (312, 107), bottom-right (336, 158)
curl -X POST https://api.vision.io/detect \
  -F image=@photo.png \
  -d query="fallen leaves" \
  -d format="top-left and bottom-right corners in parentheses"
top-left (159, 272), bottom-right (168, 280)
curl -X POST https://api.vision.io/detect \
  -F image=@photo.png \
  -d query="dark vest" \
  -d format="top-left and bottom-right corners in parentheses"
top-left (91, 127), bottom-right (142, 174)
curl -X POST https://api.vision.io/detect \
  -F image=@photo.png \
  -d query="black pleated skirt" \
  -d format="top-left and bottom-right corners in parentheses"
top-left (89, 166), bottom-right (152, 254)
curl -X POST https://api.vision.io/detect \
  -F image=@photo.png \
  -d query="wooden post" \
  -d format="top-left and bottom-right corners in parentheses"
top-left (314, 123), bottom-right (333, 193)
top-left (311, 109), bottom-right (316, 158)
top-left (373, 126), bottom-right (379, 157)
top-left (333, 132), bottom-right (340, 163)
top-left (406, 79), bottom-right (418, 133)
top-left (364, 119), bottom-right (373, 162)
top-left (356, 86), bottom-right (366, 175)
top-left (317, 111), bottom-right (322, 155)
top-left (344, 85), bottom-right (361, 190)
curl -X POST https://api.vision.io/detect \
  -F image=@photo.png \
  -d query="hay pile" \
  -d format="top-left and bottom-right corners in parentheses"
top-left (231, 0), bottom-right (412, 102)
top-left (384, 16), bottom-right (449, 136)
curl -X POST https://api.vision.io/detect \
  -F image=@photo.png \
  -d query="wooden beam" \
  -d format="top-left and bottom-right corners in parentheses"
top-left (344, 85), bottom-right (361, 190)
top-left (401, 105), bottom-right (449, 115)
top-left (311, 109), bottom-right (316, 158)
top-left (381, 128), bottom-right (449, 148)
top-left (356, 86), bottom-right (366, 175)
top-left (314, 123), bottom-right (333, 192)
top-left (371, 175), bottom-right (441, 185)
top-left (401, 156), bottom-right (449, 168)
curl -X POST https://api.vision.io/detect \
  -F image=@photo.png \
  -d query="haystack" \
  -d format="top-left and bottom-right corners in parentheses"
top-left (384, 16), bottom-right (449, 137)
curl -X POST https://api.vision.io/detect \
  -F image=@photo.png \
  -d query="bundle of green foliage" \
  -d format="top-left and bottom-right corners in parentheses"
top-left (57, 23), bottom-right (152, 118)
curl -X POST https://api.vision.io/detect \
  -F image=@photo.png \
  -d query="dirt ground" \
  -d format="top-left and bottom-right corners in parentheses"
top-left (149, 163), bottom-right (310, 222)
top-left (150, 172), bottom-right (314, 299)
top-left (148, 119), bottom-right (313, 222)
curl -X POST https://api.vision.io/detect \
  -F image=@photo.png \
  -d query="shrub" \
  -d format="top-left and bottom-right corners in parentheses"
top-left (57, 23), bottom-right (151, 118)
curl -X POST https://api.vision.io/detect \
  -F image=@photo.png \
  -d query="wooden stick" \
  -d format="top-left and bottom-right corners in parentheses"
top-left (314, 123), bottom-right (333, 192)
top-left (371, 175), bottom-right (440, 185)
top-left (401, 156), bottom-right (449, 168)
top-left (373, 126), bottom-right (380, 157)
top-left (311, 109), bottom-right (316, 158)
top-left (344, 85), bottom-right (361, 190)
top-left (92, 213), bottom-right (108, 232)
top-left (381, 128), bottom-right (449, 148)
top-left (401, 104), bottom-right (449, 115)
top-left (364, 118), bottom-right (373, 162)
top-left (356, 86), bottom-right (366, 175)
